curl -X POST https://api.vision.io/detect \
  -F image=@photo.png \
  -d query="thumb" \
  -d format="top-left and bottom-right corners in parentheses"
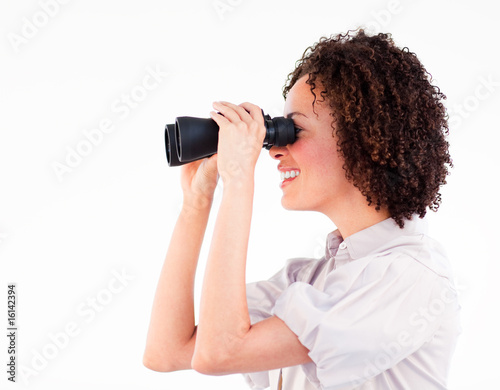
top-left (207, 153), bottom-right (218, 171)
top-left (201, 153), bottom-right (219, 180)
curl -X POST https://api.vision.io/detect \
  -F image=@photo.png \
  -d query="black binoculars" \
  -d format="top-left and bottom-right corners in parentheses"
top-left (164, 111), bottom-right (297, 166)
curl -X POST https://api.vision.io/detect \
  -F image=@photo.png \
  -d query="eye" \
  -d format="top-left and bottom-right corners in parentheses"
top-left (294, 127), bottom-right (303, 134)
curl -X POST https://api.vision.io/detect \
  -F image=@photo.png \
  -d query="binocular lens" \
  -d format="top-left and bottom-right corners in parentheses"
top-left (165, 112), bottom-right (297, 167)
top-left (165, 124), bottom-right (182, 166)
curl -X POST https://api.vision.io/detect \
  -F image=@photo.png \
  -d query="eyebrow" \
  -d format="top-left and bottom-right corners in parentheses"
top-left (286, 112), bottom-right (308, 119)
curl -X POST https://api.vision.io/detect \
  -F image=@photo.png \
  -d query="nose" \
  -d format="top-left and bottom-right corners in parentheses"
top-left (269, 145), bottom-right (288, 160)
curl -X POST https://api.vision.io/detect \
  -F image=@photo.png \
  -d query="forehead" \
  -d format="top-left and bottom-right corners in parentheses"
top-left (284, 76), bottom-right (313, 115)
top-left (284, 75), bottom-right (330, 119)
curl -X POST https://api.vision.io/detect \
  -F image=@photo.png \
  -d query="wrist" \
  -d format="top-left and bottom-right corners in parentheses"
top-left (219, 162), bottom-right (255, 188)
top-left (221, 174), bottom-right (254, 193)
top-left (221, 177), bottom-right (254, 202)
top-left (181, 193), bottom-right (214, 214)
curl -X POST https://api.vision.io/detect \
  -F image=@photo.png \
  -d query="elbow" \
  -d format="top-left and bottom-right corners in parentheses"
top-left (143, 357), bottom-right (167, 372)
top-left (142, 349), bottom-right (181, 373)
top-left (143, 331), bottom-right (197, 372)
top-left (191, 354), bottom-right (226, 376)
top-left (191, 345), bottom-right (236, 376)
top-left (142, 353), bottom-right (173, 373)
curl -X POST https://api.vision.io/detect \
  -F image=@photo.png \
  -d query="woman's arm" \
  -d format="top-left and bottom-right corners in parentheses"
top-left (143, 157), bottom-right (218, 372)
top-left (144, 101), bottom-right (311, 375)
top-left (192, 175), bottom-right (254, 371)
top-left (192, 181), bottom-right (312, 375)
top-left (191, 102), bottom-right (312, 374)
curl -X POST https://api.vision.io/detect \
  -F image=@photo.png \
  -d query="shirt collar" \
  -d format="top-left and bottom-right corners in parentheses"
top-left (324, 230), bottom-right (343, 260)
top-left (325, 215), bottom-right (428, 261)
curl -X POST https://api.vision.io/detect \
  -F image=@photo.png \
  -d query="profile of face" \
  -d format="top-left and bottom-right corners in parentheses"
top-left (269, 76), bottom-right (360, 215)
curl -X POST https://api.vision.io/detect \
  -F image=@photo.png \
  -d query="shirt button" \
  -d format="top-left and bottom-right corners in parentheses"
top-left (339, 242), bottom-right (347, 250)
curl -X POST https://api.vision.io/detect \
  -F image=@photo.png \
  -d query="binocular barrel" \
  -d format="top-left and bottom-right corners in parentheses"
top-left (165, 113), bottom-right (297, 166)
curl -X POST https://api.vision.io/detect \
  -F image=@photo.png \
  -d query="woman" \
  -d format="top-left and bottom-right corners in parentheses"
top-left (143, 30), bottom-right (461, 389)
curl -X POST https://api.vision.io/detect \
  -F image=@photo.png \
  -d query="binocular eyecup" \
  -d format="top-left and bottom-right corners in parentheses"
top-left (165, 111), bottom-right (297, 167)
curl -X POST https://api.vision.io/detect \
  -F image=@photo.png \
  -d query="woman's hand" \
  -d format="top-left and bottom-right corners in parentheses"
top-left (210, 101), bottom-right (266, 186)
top-left (180, 154), bottom-right (219, 211)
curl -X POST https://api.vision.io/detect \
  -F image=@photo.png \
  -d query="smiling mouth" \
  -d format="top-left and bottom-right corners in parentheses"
top-left (280, 170), bottom-right (300, 181)
top-left (280, 170), bottom-right (300, 187)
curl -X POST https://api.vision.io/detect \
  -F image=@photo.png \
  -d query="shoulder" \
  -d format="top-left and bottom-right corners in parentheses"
top-left (324, 239), bottom-right (457, 303)
top-left (375, 231), bottom-right (455, 284)
top-left (267, 256), bottom-right (328, 285)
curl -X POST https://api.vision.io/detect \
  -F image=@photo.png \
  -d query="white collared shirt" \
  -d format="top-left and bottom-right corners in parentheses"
top-left (243, 216), bottom-right (461, 389)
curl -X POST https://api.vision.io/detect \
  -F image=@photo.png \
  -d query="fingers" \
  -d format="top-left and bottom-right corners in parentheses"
top-left (211, 101), bottom-right (256, 125)
top-left (210, 109), bottom-right (229, 127)
top-left (210, 102), bottom-right (235, 128)
top-left (239, 102), bottom-right (264, 125)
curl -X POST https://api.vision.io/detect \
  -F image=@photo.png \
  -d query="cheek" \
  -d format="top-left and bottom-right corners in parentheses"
top-left (296, 140), bottom-right (342, 178)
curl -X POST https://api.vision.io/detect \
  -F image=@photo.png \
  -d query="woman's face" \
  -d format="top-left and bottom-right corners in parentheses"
top-left (270, 75), bottom-right (358, 215)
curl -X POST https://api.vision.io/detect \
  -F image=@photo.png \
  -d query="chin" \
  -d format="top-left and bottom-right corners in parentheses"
top-left (281, 191), bottom-right (326, 213)
top-left (280, 197), bottom-right (294, 210)
top-left (281, 196), bottom-right (307, 211)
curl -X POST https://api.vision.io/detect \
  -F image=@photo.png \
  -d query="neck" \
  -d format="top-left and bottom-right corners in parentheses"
top-left (324, 192), bottom-right (391, 239)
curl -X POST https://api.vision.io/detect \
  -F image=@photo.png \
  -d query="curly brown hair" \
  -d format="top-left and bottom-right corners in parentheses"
top-left (283, 29), bottom-right (452, 228)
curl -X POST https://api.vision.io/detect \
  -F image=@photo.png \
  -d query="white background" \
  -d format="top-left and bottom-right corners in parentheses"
top-left (1, 0), bottom-right (499, 388)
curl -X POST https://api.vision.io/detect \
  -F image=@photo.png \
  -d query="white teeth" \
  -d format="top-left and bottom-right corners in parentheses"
top-left (280, 170), bottom-right (300, 182)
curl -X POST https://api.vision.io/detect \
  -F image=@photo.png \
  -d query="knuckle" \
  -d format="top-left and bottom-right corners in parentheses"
top-left (236, 122), bottom-right (247, 131)
top-left (249, 122), bottom-right (258, 132)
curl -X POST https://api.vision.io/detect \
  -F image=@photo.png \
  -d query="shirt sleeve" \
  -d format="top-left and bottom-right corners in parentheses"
top-left (272, 253), bottom-right (459, 389)
top-left (246, 257), bottom-right (325, 324)
top-left (243, 256), bottom-right (324, 389)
